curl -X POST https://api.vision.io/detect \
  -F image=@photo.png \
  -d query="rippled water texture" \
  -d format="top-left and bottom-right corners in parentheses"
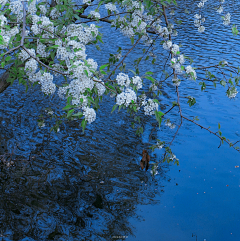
top-left (1, 0), bottom-right (240, 240)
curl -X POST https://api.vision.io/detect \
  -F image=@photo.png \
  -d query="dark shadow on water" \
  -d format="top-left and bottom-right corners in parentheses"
top-left (0, 82), bottom-right (169, 241)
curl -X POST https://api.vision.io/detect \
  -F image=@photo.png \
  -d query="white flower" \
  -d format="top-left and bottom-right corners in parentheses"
top-left (87, 58), bottom-right (98, 70)
top-left (186, 65), bottom-right (197, 80)
top-left (95, 81), bottom-right (106, 96)
top-left (156, 142), bottom-right (164, 149)
top-left (25, 58), bottom-right (38, 74)
top-left (223, 13), bottom-right (231, 25)
top-left (83, 107), bottom-right (96, 123)
top-left (227, 87), bottom-right (238, 98)
top-left (105, 3), bottom-right (117, 11)
top-left (174, 63), bottom-right (183, 74)
top-left (194, 14), bottom-right (201, 19)
top-left (197, 2), bottom-right (204, 8)
top-left (38, 121), bottom-right (45, 128)
top-left (171, 44), bottom-right (179, 55)
top-left (116, 73), bottom-right (130, 87)
top-left (149, 83), bottom-right (158, 91)
top-left (165, 121), bottom-right (171, 127)
top-left (132, 76), bottom-right (142, 90)
top-left (170, 58), bottom-right (177, 68)
top-left (163, 40), bottom-right (172, 50)
top-left (116, 88), bottom-right (137, 107)
top-left (198, 26), bottom-right (205, 33)
top-left (178, 55), bottom-right (185, 64)
top-left (90, 11), bottom-right (100, 19)
top-left (39, 5), bottom-right (47, 15)
top-left (18, 48), bottom-right (36, 62)
top-left (143, 99), bottom-right (158, 115)
top-left (172, 77), bottom-right (181, 87)
top-left (83, 0), bottom-right (91, 5)
top-left (217, 6), bottom-right (223, 14)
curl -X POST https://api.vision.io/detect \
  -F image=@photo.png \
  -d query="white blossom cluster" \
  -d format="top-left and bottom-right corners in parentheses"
top-left (169, 54), bottom-right (184, 75)
top-left (194, 14), bottom-right (206, 33)
top-left (0, 14), bottom-right (7, 27)
top-left (217, 6), bottom-right (223, 14)
top-left (1, 0), bottom-right (236, 131)
top-left (227, 87), bottom-right (238, 98)
top-left (37, 40), bottom-right (50, 58)
top-left (66, 23), bottom-right (98, 45)
top-left (50, 8), bottom-right (61, 19)
top-left (163, 40), bottom-right (172, 50)
top-left (149, 83), bottom-right (158, 91)
top-left (165, 120), bottom-right (176, 129)
top-left (90, 11), bottom-right (100, 19)
top-left (156, 141), bottom-right (164, 149)
top-left (105, 3), bottom-right (117, 12)
top-left (171, 44), bottom-right (179, 55)
top-left (24, 58), bottom-right (38, 75)
top-left (132, 76), bottom-right (142, 90)
top-left (28, 71), bottom-right (56, 95)
top-left (83, 107), bottom-right (96, 124)
top-left (185, 66), bottom-right (197, 80)
top-left (172, 77), bottom-right (181, 87)
top-left (18, 48), bottom-right (36, 62)
top-left (0, 14), bottom-right (19, 49)
top-left (39, 5), bottom-right (47, 15)
top-left (116, 88), bottom-right (137, 107)
top-left (217, 0), bottom-right (225, 14)
top-left (137, 94), bottom-right (147, 106)
top-left (197, 0), bottom-right (208, 8)
top-left (223, 13), bottom-right (231, 25)
top-left (143, 99), bottom-right (158, 115)
top-left (82, 0), bottom-right (92, 5)
top-left (169, 153), bottom-right (178, 161)
top-left (110, 0), bottom-right (153, 45)
top-left (9, 0), bottom-right (22, 15)
top-left (150, 163), bottom-right (159, 176)
top-left (30, 15), bottom-right (54, 39)
top-left (95, 81), bottom-right (106, 96)
top-left (116, 73), bottom-right (130, 87)
top-left (151, 19), bottom-right (177, 39)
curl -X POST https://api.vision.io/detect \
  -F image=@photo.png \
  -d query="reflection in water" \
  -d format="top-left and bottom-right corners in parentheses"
top-left (0, 80), bottom-right (169, 240)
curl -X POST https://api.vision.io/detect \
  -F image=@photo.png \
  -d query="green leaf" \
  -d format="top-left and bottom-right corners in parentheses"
top-left (145, 75), bottom-right (155, 83)
top-left (67, 109), bottom-right (74, 118)
top-left (145, 71), bottom-right (153, 75)
top-left (100, 64), bottom-right (109, 71)
top-left (72, 112), bottom-right (83, 118)
top-left (5, 56), bottom-right (11, 62)
top-left (100, 70), bottom-right (107, 75)
top-left (131, 37), bottom-right (134, 45)
top-left (111, 104), bottom-right (118, 113)
top-left (62, 105), bottom-right (73, 110)
top-left (84, 69), bottom-right (89, 77)
top-left (81, 119), bottom-right (87, 133)
top-left (220, 80), bottom-right (226, 87)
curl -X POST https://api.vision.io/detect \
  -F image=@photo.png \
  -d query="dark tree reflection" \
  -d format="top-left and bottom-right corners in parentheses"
top-left (0, 81), bottom-right (169, 241)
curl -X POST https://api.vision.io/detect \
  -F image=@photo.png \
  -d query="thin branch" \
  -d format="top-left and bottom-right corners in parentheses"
top-left (20, 1), bottom-right (26, 47)
top-left (107, 37), bottom-right (142, 80)
top-left (92, 78), bottom-right (117, 94)
top-left (21, 46), bottom-right (69, 76)
top-left (182, 116), bottom-right (240, 152)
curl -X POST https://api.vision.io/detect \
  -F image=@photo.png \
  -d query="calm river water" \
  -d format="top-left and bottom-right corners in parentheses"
top-left (0, 0), bottom-right (240, 240)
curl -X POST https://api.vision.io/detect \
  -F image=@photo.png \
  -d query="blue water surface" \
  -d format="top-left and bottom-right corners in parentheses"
top-left (1, 0), bottom-right (240, 240)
